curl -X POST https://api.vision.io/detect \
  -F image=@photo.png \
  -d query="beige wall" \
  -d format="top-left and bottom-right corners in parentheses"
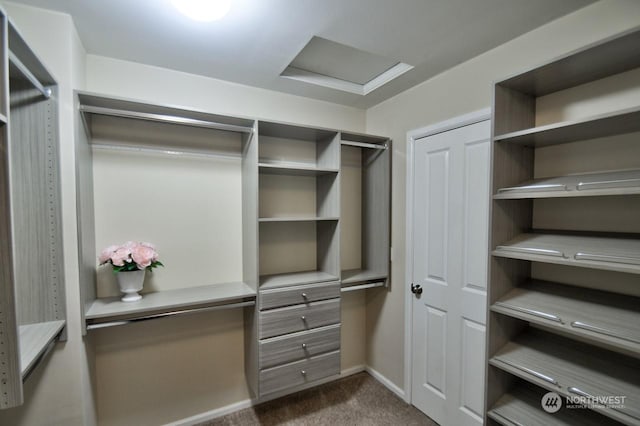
top-left (364, 0), bottom-right (640, 389)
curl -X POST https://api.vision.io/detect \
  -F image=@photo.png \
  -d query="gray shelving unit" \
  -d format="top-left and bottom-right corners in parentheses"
top-left (485, 27), bottom-right (640, 426)
top-left (0, 15), bottom-right (66, 409)
top-left (74, 93), bottom-right (391, 402)
top-left (76, 91), bottom-right (258, 333)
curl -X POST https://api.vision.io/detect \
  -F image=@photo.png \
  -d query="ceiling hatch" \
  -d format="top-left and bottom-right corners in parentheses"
top-left (281, 36), bottom-right (413, 96)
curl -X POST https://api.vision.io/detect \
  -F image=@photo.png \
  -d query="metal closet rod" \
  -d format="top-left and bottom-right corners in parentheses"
top-left (341, 281), bottom-right (386, 292)
top-left (341, 140), bottom-right (388, 150)
top-left (85, 300), bottom-right (255, 330)
top-left (80, 105), bottom-right (255, 134)
top-left (9, 51), bottom-right (52, 99)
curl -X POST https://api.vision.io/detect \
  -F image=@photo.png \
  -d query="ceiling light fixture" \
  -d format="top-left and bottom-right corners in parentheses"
top-left (171, 0), bottom-right (233, 22)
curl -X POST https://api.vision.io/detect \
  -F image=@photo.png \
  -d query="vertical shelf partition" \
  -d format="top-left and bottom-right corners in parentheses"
top-left (485, 27), bottom-right (640, 426)
top-left (0, 15), bottom-right (65, 409)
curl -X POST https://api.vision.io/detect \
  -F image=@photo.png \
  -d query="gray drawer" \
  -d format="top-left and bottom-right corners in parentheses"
top-left (260, 324), bottom-right (340, 369)
top-left (259, 350), bottom-right (340, 396)
top-left (259, 299), bottom-right (340, 339)
top-left (260, 281), bottom-right (340, 310)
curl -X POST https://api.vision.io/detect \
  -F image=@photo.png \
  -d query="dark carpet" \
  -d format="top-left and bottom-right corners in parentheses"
top-left (198, 372), bottom-right (437, 425)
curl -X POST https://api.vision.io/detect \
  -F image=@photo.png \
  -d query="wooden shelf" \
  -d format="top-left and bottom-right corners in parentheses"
top-left (341, 269), bottom-right (387, 285)
top-left (493, 233), bottom-right (640, 274)
top-left (488, 381), bottom-right (619, 426)
top-left (260, 271), bottom-right (339, 290)
top-left (258, 163), bottom-right (339, 176)
top-left (19, 320), bottom-right (65, 378)
top-left (490, 329), bottom-right (640, 425)
top-left (85, 282), bottom-right (255, 327)
top-left (78, 91), bottom-right (255, 135)
top-left (259, 217), bottom-right (339, 223)
top-left (492, 280), bottom-right (640, 355)
top-left (493, 106), bottom-right (640, 147)
top-left (497, 28), bottom-right (640, 96)
top-left (494, 169), bottom-right (640, 199)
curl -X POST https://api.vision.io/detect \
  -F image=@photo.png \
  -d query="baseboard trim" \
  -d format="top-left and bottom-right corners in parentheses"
top-left (365, 366), bottom-right (406, 400)
top-left (166, 365), bottom-right (367, 426)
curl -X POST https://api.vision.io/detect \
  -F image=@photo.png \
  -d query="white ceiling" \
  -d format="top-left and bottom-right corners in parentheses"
top-left (11, 0), bottom-right (595, 108)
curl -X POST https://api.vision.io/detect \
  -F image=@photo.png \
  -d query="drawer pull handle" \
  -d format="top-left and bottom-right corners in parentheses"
top-left (302, 293), bottom-right (308, 298)
top-left (570, 321), bottom-right (640, 344)
top-left (301, 343), bottom-right (307, 349)
top-left (301, 316), bottom-right (306, 321)
top-left (301, 370), bottom-right (307, 375)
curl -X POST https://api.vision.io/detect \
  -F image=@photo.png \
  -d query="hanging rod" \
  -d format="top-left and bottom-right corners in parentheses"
top-left (79, 105), bottom-right (254, 134)
top-left (86, 300), bottom-right (255, 330)
top-left (341, 140), bottom-right (388, 150)
top-left (9, 51), bottom-right (51, 99)
top-left (341, 281), bottom-right (386, 292)
top-left (91, 143), bottom-right (242, 161)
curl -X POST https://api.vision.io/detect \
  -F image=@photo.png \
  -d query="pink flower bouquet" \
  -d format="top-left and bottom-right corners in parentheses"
top-left (99, 241), bottom-right (164, 273)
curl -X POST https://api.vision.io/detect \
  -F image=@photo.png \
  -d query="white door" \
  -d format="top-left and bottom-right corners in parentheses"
top-left (411, 119), bottom-right (490, 426)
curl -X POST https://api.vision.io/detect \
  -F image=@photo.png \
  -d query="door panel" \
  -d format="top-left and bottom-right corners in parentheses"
top-left (411, 119), bottom-right (490, 426)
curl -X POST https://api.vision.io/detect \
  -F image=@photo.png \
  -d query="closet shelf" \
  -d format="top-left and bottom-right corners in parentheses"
top-left (493, 233), bottom-right (640, 274)
top-left (494, 169), bottom-right (640, 199)
top-left (258, 163), bottom-right (339, 176)
top-left (491, 280), bottom-right (640, 355)
top-left (488, 381), bottom-right (619, 426)
top-left (489, 329), bottom-right (640, 425)
top-left (260, 271), bottom-right (339, 290)
top-left (258, 217), bottom-right (339, 223)
top-left (77, 91), bottom-right (255, 135)
top-left (341, 269), bottom-right (387, 285)
top-left (19, 320), bottom-right (65, 379)
top-left (0, 112), bottom-right (7, 125)
top-left (493, 106), bottom-right (640, 147)
top-left (85, 282), bottom-right (255, 329)
top-left (497, 28), bottom-right (640, 96)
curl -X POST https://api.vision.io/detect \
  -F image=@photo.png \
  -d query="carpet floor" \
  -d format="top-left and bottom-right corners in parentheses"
top-left (198, 372), bottom-right (437, 425)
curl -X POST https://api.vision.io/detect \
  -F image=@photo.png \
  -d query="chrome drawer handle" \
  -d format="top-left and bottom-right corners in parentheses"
top-left (496, 358), bottom-right (559, 386)
top-left (301, 370), bottom-right (307, 375)
top-left (301, 316), bottom-right (306, 321)
top-left (301, 293), bottom-right (308, 298)
top-left (570, 321), bottom-right (640, 344)
top-left (496, 246), bottom-right (566, 258)
top-left (574, 252), bottom-right (640, 266)
top-left (301, 343), bottom-right (307, 349)
top-left (493, 302), bottom-right (563, 324)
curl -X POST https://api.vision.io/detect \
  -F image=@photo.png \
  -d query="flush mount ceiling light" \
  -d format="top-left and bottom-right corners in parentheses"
top-left (172, 0), bottom-right (233, 22)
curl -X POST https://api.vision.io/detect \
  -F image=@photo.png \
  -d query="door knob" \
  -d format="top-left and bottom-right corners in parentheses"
top-left (411, 284), bottom-right (423, 295)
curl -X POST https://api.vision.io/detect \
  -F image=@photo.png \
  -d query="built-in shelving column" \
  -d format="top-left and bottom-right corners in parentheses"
top-left (485, 27), bottom-right (640, 426)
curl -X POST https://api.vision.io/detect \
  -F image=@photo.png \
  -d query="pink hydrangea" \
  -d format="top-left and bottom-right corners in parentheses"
top-left (98, 241), bottom-right (161, 270)
top-left (131, 244), bottom-right (156, 269)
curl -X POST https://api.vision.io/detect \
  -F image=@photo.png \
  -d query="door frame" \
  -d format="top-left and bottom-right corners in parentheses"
top-left (404, 108), bottom-right (491, 403)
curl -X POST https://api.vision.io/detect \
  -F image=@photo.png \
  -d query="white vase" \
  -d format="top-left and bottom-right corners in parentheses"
top-left (116, 269), bottom-right (145, 302)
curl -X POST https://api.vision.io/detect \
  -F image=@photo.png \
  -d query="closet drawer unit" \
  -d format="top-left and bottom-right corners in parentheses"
top-left (259, 324), bottom-right (340, 369)
top-left (259, 281), bottom-right (340, 310)
top-left (259, 299), bottom-right (340, 339)
top-left (259, 350), bottom-right (340, 396)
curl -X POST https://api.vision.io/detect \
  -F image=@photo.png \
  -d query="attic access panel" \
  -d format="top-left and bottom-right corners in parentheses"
top-left (282, 36), bottom-right (413, 96)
